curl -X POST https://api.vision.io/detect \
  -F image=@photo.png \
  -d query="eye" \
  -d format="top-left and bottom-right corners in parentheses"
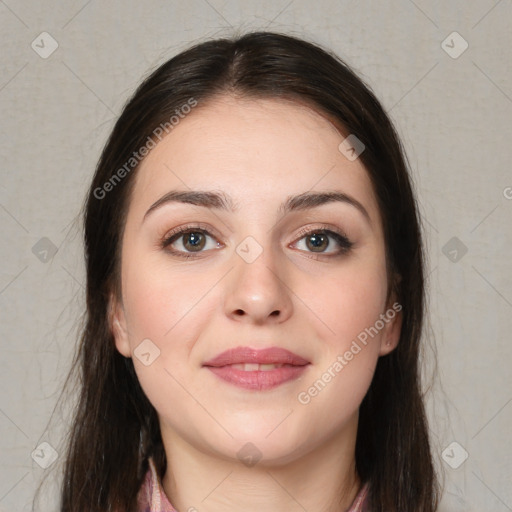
top-left (160, 223), bottom-right (354, 260)
top-left (161, 224), bottom-right (221, 259)
top-left (292, 226), bottom-right (353, 258)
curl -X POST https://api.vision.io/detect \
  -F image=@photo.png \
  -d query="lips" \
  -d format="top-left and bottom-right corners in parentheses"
top-left (203, 346), bottom-right (310, 367)
top-left (203, 346), bottom-right (310, 391)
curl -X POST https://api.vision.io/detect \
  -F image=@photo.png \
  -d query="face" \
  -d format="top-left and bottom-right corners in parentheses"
top-left (111, 95), bottom-right (402, 466)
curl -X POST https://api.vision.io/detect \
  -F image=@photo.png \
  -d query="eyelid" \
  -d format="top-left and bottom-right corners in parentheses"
top-left (292, 223), bottom-right (350, 242)
top-left (161, 222), bottom-right (223, 244)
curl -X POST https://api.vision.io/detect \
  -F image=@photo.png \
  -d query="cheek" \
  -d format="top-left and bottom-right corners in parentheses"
top-left (120, 258), bottom-right (209, 412)
top-left (295, 254), bottom-right (388, 421)
top-left (302, 254), bottom-right (388, 350)
top-left (121, 256), bottom-right (207, 343)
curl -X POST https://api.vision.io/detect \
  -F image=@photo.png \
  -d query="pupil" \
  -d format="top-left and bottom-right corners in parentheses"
top-left (308, 233), bottom-right (328, 252)
top-left (185, 232), bottom-right (204, 250)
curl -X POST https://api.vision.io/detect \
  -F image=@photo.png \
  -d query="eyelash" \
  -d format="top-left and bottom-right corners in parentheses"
top-left (160, 223), bottom-right (354, 260)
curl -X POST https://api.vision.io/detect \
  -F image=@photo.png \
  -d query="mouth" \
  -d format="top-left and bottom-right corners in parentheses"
top-left (203, 346), bottom-right (310, 391)
top-left (226, 363), bottom-right (296, 371)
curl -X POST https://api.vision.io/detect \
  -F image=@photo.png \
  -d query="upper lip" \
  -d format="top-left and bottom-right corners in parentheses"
top-left (203, 346), bottom-right (310, 367)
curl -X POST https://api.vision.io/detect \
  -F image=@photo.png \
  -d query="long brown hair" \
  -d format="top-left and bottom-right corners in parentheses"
top-left (38, 30), bottom-right (439, 511)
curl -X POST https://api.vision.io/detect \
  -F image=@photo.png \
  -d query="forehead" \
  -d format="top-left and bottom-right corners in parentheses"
top-left (128, 95), bottom-right (381, 227)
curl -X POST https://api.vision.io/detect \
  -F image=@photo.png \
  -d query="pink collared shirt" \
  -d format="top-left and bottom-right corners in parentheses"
top-left (137, 456), bottom-right (369, 511)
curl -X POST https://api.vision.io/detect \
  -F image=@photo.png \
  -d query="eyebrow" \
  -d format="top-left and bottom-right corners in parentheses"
top-left (143, 189), bottom-right (372, 226)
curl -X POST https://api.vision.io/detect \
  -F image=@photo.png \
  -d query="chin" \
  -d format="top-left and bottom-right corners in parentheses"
top-left (205, 425), bottom-right (309, 468)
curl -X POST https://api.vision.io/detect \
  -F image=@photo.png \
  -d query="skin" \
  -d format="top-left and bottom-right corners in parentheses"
top-left (110, 95), bottom-right (402, 512)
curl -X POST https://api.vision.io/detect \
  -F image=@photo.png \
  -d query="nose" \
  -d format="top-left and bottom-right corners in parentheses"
top-left (223, 240), bottom-right (294, 325)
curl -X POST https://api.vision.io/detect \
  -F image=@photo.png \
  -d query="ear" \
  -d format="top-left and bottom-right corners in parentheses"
top-left (378, 295), bottom-right (403, 357)
top-left (108, 292), bottom-right (131, 358)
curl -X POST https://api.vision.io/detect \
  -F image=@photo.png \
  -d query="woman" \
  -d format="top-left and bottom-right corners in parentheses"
top-left (56, 31), bottom-right (439, 511)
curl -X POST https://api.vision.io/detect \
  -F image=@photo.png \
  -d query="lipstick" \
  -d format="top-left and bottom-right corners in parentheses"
top-left (203, 346), bottom-right (310, 391)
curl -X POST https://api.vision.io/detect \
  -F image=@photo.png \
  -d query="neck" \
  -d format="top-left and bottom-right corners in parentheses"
top-left (161, 416), bottom-right (361, 512)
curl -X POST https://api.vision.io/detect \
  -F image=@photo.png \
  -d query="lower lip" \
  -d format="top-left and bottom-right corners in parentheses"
top-left (205, 365), bottom-right (309, 390)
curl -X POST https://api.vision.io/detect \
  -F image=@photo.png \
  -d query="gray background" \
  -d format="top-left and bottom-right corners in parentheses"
top-left (1, 1), bottom-right (511, 511)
